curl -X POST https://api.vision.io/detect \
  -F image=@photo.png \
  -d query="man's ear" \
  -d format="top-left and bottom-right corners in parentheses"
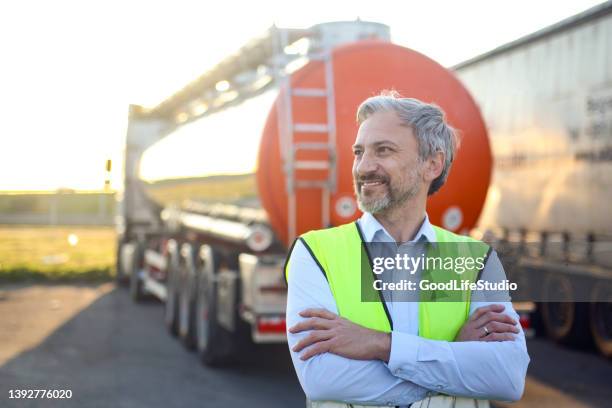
top-left (423, 151), bottom-right (444, 183)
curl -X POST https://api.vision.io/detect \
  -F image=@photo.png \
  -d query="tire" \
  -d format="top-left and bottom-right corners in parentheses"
top-left (540, 273), bottom-right (590, 346)
top-left (164, 241), bottom-right (180, 336)
top-left (531, 302), bottom-right (546, 337)
top-left (130, 242), bottom-right (146, 303)
top-left (178, 243), bottom-right (198, 350)
top-left (589, 283), bottom-right (612, 358)
top-left (195, 245), bottom-right (238, 366)
top-left (115, 241), bottom-right (128, 286)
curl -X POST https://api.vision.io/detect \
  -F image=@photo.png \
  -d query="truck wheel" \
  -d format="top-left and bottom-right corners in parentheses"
top-left (590, 283), bottom-right (612, 358)
top-left (540, 273), bottom-right (590, 346)
top-left (195, 245), bottom-right (237, 366)
top-left (130, 242), bottom-right (146, 302)
top-left (115, 241), bottom-right (128, 286)
top-left (178, 243), bottom-right (198, 350)
top-left (164, 241), bottom-right (180, 336)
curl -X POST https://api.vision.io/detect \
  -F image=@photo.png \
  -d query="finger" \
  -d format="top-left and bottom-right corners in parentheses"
top-left (300, 340), bottom-right (333, 360)
top-left (299, 308), bottom-right (338, 320)
top-left (474, 311), bottom-right (517, 328)
top-left (289, 317), bottom-right (334, 333)
top-left (485, 321), bottom-right (520, 334)
top-left (482, 332), bottom-right (515, 342)
top-left (470, 304), bottom-right (505, 322)
top-left (292, 330), bottom-right (333, 352)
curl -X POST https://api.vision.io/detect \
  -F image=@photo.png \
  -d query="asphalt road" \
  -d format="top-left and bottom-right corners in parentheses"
top-left (0, 283), bottom-right (610, 408)
top-left (0, 284), bottom-right (305, 408)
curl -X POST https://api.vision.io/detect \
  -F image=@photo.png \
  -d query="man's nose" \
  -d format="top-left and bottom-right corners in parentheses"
top-left (355, 150), bottom-right (379, 176)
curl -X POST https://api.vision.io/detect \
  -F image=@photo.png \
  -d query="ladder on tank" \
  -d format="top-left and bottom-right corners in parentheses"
top-left (273, 27), bottom-right (337, 243)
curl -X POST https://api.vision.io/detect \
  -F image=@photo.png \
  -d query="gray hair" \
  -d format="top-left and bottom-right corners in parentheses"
top-left (356, 91), bottom-right (459, 195)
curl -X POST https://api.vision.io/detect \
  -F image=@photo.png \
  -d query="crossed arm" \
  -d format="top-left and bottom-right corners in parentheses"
top-left (286, 240), bottom-right (530, 405)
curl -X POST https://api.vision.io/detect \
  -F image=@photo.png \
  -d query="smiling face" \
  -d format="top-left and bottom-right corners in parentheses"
top-left (352, 110), bottom-right (425, 215)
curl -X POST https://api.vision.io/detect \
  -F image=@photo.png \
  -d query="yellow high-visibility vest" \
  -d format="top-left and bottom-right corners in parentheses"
top-left (285, 221), bottom-right (490, 341)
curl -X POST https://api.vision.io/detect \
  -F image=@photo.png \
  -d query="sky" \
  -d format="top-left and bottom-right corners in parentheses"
top-left (0, 0), bottom-right (606, 191)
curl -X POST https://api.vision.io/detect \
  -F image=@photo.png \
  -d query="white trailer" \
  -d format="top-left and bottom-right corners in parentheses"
top-left (454, 1), bottom-right (612, 356)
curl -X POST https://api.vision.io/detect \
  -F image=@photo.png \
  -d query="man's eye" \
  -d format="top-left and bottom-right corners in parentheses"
top-left (378, 146), bottom-right (391, 153)
top-left (353, 150), bottom-right (362, 156)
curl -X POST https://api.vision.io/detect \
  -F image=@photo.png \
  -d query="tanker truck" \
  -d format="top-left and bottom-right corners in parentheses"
top-left (117, 8), bottom-right (612, 365)
top-left (115, 20), bottom-right (493, 366)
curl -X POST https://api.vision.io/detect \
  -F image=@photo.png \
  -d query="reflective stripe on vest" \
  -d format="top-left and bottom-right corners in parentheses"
top-left (285, 221), bottom-right (491, 341)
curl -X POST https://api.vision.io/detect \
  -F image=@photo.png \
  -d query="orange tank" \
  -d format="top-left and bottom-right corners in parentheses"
top-left (256, 40), bottom-right (492, 246)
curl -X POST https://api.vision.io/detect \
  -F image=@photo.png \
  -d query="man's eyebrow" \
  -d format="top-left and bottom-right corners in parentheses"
top-left (372, 140), bottom-right (399, 148)
top-left (352, 140), bottom-right (399, 149)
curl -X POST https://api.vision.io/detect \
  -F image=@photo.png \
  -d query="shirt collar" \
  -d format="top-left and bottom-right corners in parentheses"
top-left (358, 211), bottom-right (437, 243)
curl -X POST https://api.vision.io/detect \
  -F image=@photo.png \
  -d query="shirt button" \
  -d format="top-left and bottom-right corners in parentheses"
top-left (436, 384), bottom-right (444, 390)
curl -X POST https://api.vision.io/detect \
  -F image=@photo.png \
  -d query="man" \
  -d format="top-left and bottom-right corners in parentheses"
top-left (285, 92), bottom-right (530, 408)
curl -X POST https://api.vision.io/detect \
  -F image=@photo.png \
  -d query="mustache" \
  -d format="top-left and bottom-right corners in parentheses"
top-left (355, 173), bottom-right (389, 184)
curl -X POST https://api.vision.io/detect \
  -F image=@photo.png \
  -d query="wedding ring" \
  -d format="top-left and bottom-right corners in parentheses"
top-left (483, 326), bottom-right (490, 336)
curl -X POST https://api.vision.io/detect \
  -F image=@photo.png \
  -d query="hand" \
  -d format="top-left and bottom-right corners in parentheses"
top-left (455, 304), bottom-right (520, 342)
top-left (289, 308), bottom-right (391, 361)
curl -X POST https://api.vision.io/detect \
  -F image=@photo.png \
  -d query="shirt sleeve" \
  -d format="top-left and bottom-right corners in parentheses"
top-left (286, 239), bottom-right (430, 406)
top-left (386, 250), bottom-right (530, 402)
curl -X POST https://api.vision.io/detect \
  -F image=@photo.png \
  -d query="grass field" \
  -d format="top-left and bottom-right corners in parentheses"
top-left (0, 191), bottom-right (115, 215)
top-left (0, 226), bottom-right (115, 282)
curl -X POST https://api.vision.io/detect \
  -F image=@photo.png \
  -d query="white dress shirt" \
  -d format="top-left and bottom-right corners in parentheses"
top-left (285, 212), bottom-right (530, 406)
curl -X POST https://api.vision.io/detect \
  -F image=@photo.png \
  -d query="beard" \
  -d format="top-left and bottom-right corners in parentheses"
top-left (354, 168), bottom-right (421, 214)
